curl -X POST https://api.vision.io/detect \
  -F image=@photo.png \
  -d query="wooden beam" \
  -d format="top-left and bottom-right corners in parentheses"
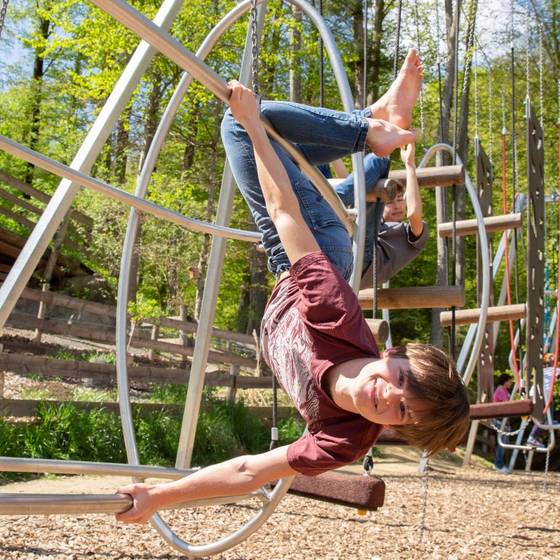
top-left (381, 165), bottom-right (464, 190)
top-left (0, 398), bottom-right (294, 423)
top-left (469, 399), bottom-right (533, 419)
top-left (5, 313), bottom-right (257, 369)
top-left (0, 352), bottom-right (275, 388)
top-left (438, 213), bottom-right (523, 238)
top-left (440, 304), bottom-right (526, 327)
top-left (359, 286), bottom-right (465, 310)
top-left (288, 471), bottom-right (385, 511)
top-left (365, 318), bottom-right (389, 344)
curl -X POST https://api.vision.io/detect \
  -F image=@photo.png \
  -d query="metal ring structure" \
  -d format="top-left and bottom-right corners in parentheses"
top-left (416, 144), bottom-right (490, 386)
top-left (108, 0), bottom-right (366, 556)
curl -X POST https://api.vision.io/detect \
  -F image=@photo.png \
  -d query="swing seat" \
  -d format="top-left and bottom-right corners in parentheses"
top-left (288, 470), bottom-right (385, 511)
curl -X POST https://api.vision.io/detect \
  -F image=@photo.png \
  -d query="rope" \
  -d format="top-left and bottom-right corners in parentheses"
top-left (418, 455), bottom-right (429, 543)
top-left (501, 91), bottom-right (521, 386)
top-left (0, 0), bottom-right (8, 39)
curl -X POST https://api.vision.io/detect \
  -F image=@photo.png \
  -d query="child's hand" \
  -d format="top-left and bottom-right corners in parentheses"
top-left (400, 143), bottom-right (416, 168)
top-left (227, 80), bottom-right (260, 130)
top-left (115, 483), bottom-right (158, 524)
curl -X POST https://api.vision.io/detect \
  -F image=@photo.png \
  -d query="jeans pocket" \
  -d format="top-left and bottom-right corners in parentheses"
top-left (296, 178), bottom-right (342, 231)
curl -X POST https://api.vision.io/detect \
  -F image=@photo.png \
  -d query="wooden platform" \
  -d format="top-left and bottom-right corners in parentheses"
top-left (359, 286), bottom-right (465, 310)
top-left (288, 471), bottom-right (385, 511)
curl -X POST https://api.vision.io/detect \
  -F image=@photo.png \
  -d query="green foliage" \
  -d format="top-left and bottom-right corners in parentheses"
top-left (1, 395), bottom-right (282, 480)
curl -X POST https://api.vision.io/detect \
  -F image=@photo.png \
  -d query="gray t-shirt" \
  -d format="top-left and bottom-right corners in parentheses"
top-left (360, 221), bottom-right (428, 289)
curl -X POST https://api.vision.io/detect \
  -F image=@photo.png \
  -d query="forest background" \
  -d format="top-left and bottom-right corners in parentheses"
top-left (0, 0), bottom-right (559, 372)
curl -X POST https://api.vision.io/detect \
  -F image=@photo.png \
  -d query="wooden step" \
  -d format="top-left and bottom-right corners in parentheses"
top-left (469, 399), bottom-right (533, 419)
top-left (359, 286), bottom-right (465, 310)
top-left (438, 213), bottom-right (523, 238)
top-left (365, 318), bottom-right (389, 344)
top-left (440, 304), bottom-right (526, 327)
top-left (329, 177), bottom-right (399, 203)
top-left (377, 164), bottom-right (464, 191)
top-left (288, 471), bottom-right (385, 511)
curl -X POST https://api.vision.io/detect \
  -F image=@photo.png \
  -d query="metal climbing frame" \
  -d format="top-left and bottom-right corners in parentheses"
top-left (0, 0), bottom-right (371, 556)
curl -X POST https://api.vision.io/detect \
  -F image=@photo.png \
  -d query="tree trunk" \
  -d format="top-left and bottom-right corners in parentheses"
top-left (113, 105), bottom-right (131, 185)
top-left (25, 11), bottom-right (51, 186)
top-left (369, 0), bottom-right (386, 104)
top-left (352, 0), bottom-right (365, 106)
top-left (194, 101), bottom-right (221, 321)
top-left (289, 6), bottom-right (302, 103)
top-left (431, 0), bottom-right (461, 347)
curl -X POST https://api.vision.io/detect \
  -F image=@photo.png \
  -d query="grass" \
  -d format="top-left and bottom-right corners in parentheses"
top-left (0, 391), bottom-right (305, 483)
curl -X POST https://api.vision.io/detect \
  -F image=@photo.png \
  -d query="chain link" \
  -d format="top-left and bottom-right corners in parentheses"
top-left (538, 23), bottom-right (544, 129)
top-left (250, 0), bottom-right (260, 96)
top-left (0, 0), bottom-right (10, 40)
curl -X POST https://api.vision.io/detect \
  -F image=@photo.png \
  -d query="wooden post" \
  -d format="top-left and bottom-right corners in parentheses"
top-left (147, 324), bottom-right (160, 361)
top-left (33, 211), bottom-right (72, 343)
top-left (227, 342), bottom-right (239, 404)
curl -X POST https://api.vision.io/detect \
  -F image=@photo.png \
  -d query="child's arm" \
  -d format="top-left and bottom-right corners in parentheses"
top-left (400, 144), bottom-right (423, 238)
top-left (228, 81), bottom-right (320, 265)
top-left (116, 445), bottom-right (296, 523)
top-left (331, 158), bottom-right (349, 179)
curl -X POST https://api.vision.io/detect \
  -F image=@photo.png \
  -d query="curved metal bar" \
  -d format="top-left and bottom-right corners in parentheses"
top-left (0, 0), bottom-right (184, 330)
top-left (89, 0), bottom-right (356, 236)
top-left (115, 3), bottom-right (295, 557)
top-left (0, 135), bottom-right (261, 243)
top-left (417, 144), bottom-right (490, 386)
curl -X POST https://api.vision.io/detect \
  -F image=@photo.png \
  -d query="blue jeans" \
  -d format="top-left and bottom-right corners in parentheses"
top-left (331, 153), bottom-right (390, 272)
top-left (221, 101), bottom-right (371, 279)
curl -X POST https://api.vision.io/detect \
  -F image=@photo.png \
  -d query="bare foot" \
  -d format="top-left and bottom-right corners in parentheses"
top-left (371, 48), bottom-right (423, 129)
top-left (366, 119), bottom-right (418, 158)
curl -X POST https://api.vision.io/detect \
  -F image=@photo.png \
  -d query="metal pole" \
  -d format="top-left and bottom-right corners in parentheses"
top-left (0, 0), bottom-right (185, 330)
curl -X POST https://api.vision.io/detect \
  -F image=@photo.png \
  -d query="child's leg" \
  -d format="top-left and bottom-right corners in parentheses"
top-left (221, 110), bottom-right (353, 280)
top-left (334, 152), bottom-right (390, 206)
top-left (260, 101), bottom-right (370, 163)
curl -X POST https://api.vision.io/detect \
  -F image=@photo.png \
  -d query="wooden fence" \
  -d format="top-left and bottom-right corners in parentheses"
top-left (0, 283), bottom-right (284, 425)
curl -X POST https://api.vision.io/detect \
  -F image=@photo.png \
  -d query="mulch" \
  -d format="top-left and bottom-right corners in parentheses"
top-left (0, 468), bottom-right (559, 559)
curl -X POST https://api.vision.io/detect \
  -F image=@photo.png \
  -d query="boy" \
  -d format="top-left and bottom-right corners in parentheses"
top-left (115, 76), bottom-right (470, 523)
top-left (329, 146), bottom-right (426, 289)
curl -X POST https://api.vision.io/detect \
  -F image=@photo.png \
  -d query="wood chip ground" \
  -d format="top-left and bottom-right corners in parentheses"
top-left (1, 463), bottom-right (558, 559)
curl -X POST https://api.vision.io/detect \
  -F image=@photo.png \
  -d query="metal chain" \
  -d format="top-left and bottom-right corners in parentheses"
top-left (418, 456), bottom-right (429, 544)
top-left (250, 0), bottom-right (260, 96)
top-left (474, 48), bottom-right (479, 139)
top-left (393, 0), bottom-right (403, 80)
top-left (0, 0), bottom-right (9, 40)
top-left (543, 444), bottom-right (550, 491)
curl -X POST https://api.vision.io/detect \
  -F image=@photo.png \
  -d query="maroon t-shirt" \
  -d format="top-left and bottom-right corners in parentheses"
top-left (261, 251), bottom-right (382, 475)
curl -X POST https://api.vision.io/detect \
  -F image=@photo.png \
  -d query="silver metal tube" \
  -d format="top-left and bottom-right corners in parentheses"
top-left (0, 493), bottom-right (132, 515)
top-left (88, 0), bottom-right (354, 233)
top-left (0, 456), bottom-right (193, 479)
top-left (418, 144), bottom-right (490, 385)
top-left (0, 0), bottom-right (184, 330)
top-left (0, 492), bottom-right (266, 516)
top-left (0, 135), bottom-right (260, 243)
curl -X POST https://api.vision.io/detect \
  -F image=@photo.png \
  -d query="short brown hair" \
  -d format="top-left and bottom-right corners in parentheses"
top-left (389, 344), bottom-right (470, 456)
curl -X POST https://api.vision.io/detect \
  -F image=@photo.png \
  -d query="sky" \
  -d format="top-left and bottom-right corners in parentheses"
top-left (0, 0), bottom-right (540, 88)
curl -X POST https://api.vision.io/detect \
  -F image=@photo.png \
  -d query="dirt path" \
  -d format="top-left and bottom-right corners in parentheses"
top-left (1, 450), bottom-right (558, 560)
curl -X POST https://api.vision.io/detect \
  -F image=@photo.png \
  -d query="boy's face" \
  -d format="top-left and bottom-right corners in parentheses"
top-left (383, 193), bottom-right (405, 222)
top-left (352, 353), bottom-right (418, 426)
